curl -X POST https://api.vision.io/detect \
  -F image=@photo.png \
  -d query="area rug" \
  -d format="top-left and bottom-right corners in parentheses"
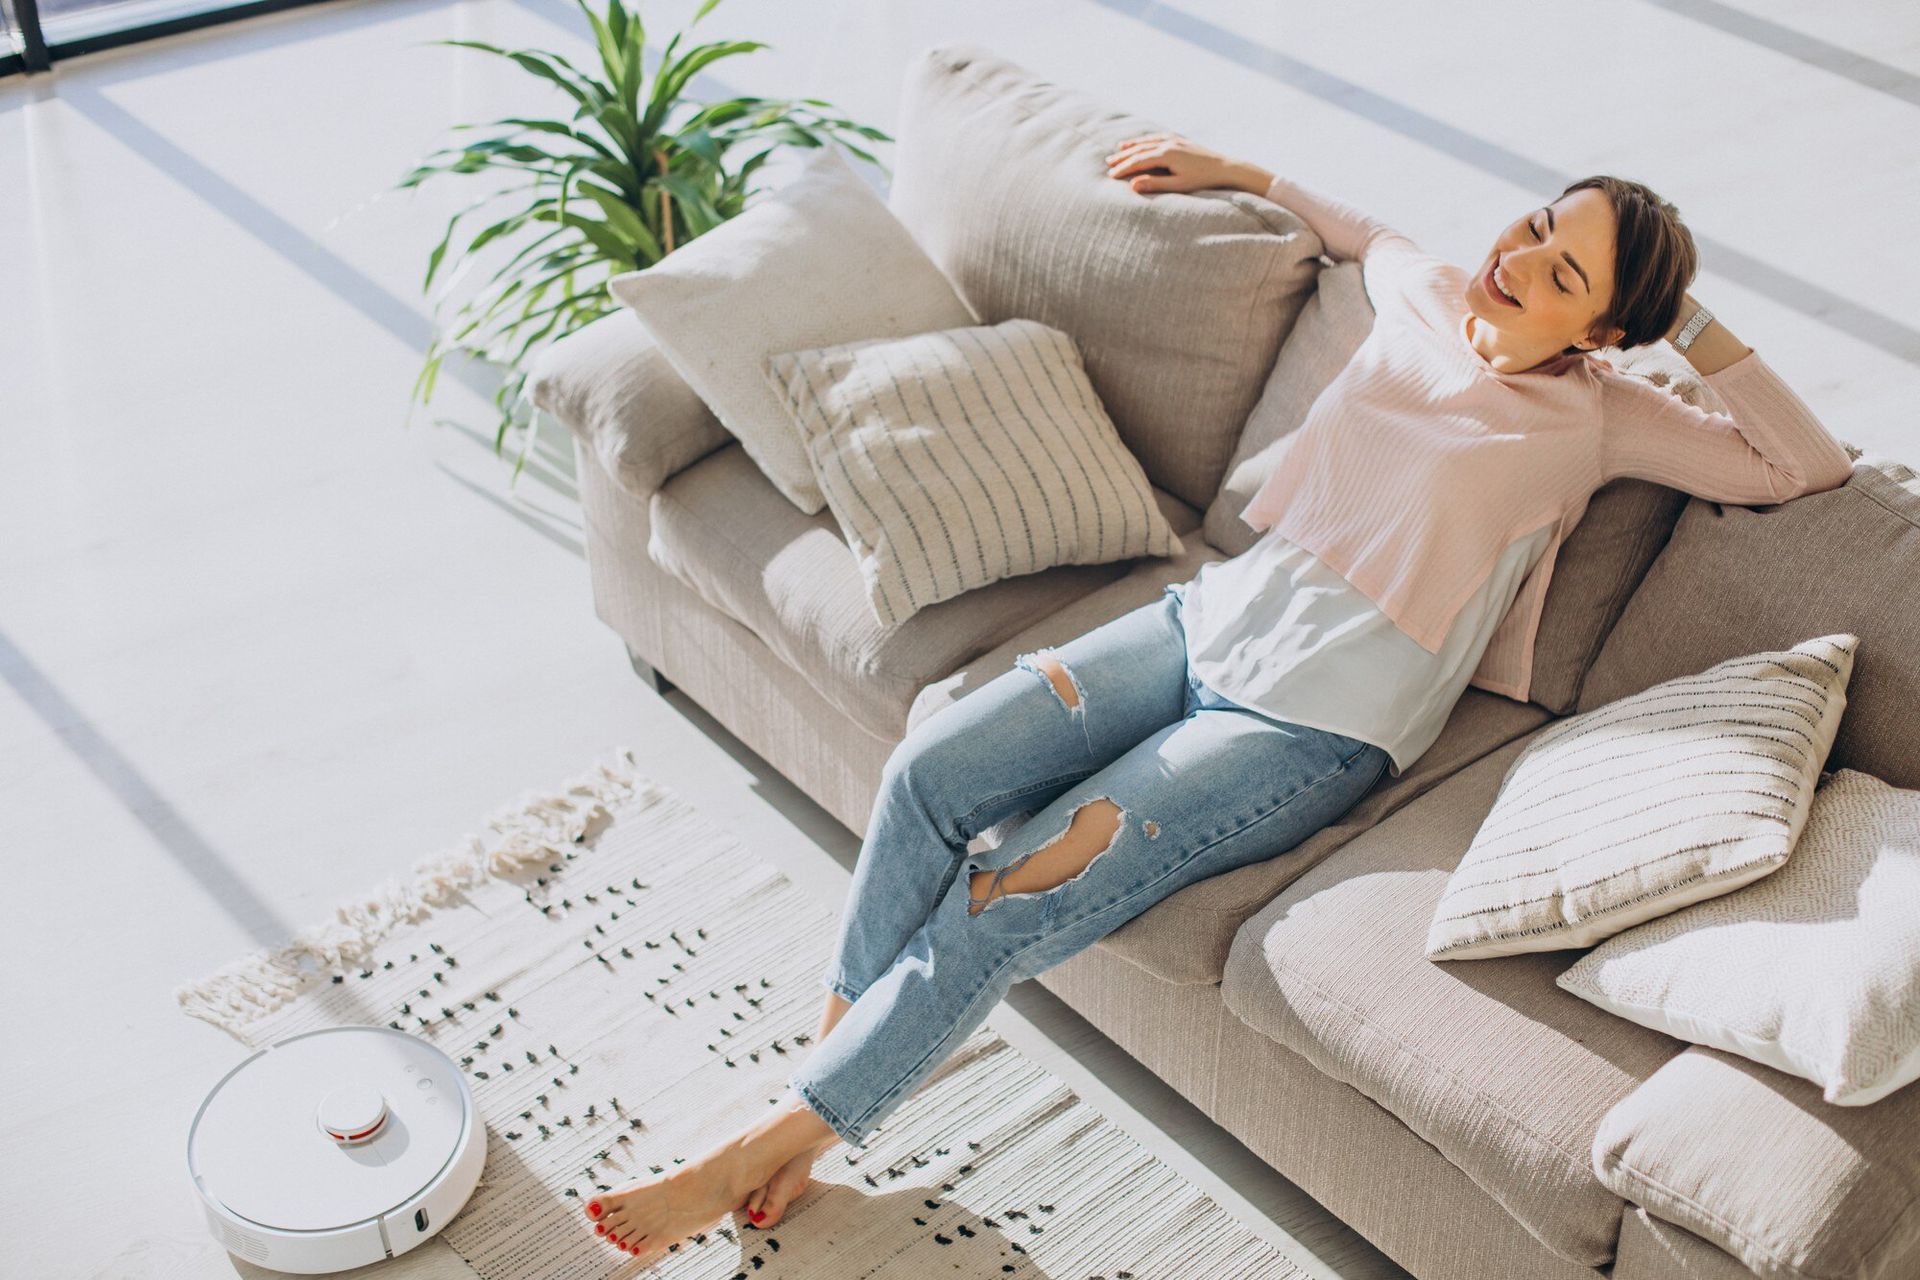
top-left (178, 747), bottom-right (1307, 1278)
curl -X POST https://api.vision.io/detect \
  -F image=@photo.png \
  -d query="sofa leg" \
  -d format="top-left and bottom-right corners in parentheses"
top-left (626, 645), bottom-right (675, 696)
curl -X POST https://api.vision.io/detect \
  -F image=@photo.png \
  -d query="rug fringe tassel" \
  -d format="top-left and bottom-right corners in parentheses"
top-left (174, 746), bottom-right (665, 1040)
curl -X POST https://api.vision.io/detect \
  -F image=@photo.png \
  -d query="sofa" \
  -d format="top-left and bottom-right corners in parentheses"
top-left (530, 43), bottom-right (1920, 1280)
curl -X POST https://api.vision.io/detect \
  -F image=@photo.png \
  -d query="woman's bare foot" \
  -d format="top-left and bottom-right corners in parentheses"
top-left (727, 988), bottom-right (851, 1227)
top-left (739, 1135), bottom-right (837, 1228)
top-left (582, 1090), bottom-right (837, 1266)
top-left (735, 986), bottom-right (854, 1227)
top-left (586, 1146), bottom-right (756, 1266)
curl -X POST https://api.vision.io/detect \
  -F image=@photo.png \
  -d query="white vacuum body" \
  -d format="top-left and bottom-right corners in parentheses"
top-left (188, 1025), bottom-right (486, 1274)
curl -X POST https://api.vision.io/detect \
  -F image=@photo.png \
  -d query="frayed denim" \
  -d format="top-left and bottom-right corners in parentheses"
top-left (790, 584), bottom-right (1391, 1146)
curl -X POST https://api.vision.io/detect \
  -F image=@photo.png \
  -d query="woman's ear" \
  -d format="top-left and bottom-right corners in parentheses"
top-left (1576, 323), bottom-right (1626, 352)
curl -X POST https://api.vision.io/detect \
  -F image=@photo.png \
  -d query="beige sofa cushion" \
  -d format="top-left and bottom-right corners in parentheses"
top-left (766, 317), bottom-right (1183, 627)
top-left (886, 43), bottom-right (1324, 511)
top-left (609, 145), bottom-right (980, 515)
top-left (527, 309), bottom-right (731, 501)
top-left (1614, 1207), bottom-right (1762, 1280)
top-left (646, 442), bottom-right (1200, 740)
top-left (1594, 1047), bottom-right (1920, 1280)
top-left (1223, 730), bottom-right (1685, 1266)
top-left (1579, 460), bottom-right (1920, 790)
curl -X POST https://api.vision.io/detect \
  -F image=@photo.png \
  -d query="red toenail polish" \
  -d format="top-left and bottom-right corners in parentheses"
top-left (587, 1201), bottom-right (601, 1216)
top-left (594, 1224), bottom-right (605, 1235)
top-left (751, 1210), bottom-right (764, 1222)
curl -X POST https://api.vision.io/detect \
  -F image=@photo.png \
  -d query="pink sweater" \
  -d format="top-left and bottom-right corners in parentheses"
top-left (1238, 174), bottom-right (1857, 702)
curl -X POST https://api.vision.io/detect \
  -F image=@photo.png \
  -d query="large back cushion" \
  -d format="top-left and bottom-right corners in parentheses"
top-left (1204, 260), bottom-right (1375, 555)
top-left (886, 43), bottom-right (1324, 511)
top-left (1578, 458), bottom-right (1920, 789)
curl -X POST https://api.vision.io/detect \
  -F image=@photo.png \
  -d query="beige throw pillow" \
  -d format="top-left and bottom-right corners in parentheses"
top-left (1425, 633), bottom-right (1857, 961)
top-left (1559, 767), bottom-right (1920, 1105)
top-left (765, 317), bottom-right (1183, 628)
top-left (607, 145), bottom-right (979, 515)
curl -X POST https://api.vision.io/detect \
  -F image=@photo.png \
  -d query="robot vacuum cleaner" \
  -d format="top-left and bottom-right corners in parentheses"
top-left (188, 1025), bottom-right (487, 1274)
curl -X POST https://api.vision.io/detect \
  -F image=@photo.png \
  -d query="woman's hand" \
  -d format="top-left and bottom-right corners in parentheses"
top-left (1104, 133), bottom-right (1267, 196)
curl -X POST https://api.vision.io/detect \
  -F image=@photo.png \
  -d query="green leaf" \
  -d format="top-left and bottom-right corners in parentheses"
top-left (437, 40), bottom-right (597, 111)
top-left (580, 181), bottom-right (663, 260)
top-left (420, 183), bottom-right (540, 291)
top-left (469, 116), bottom-right (620, 161)
top-left (579, 0), bottom-right (617, 82)
top-left (622, 25), bottom-right (644, 118)
top-left (675, 126), bottom-right (723, 169)
top-left (644, 40), bottom-right (767, 136)
top-left (479, 235), bottom-right (571, 291)
top-left (592, 103), bottom-right (643, 157)
top-left (651, 170), bottom-right (723, 237)
top-left (531, 206), bottom-right (637, 267)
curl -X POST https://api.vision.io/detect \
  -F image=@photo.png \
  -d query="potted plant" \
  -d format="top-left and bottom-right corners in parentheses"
top-left (396, 0), bottom-right (890, 482)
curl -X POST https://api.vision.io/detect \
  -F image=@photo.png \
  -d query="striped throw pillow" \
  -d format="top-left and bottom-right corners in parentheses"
top-left (1425, 633), bottom-right (1857, 961)
top-left (765, 317), bottom-right (1183, 627)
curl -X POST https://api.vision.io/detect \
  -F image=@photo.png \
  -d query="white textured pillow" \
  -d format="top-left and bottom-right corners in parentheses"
top-left (765, 316), bottom-right (1183, 627)
top-left (607, 145), bottom-right (979, 515)
top-left (1560, 768), bottom-right (1920, 1105)
top-left (1425, 633), bottom-right (1857, 961)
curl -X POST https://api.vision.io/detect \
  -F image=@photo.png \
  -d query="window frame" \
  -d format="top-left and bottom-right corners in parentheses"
top-left (3, 0), bottom-right (341, 75)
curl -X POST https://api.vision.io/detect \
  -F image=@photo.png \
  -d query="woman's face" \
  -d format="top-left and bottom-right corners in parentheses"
top-left (1467, 187), bottom-right (1622, 352)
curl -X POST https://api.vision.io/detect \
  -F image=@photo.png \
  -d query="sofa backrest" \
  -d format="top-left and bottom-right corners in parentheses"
top-left (1577, 458), bottom-right (1920, 789)
top-left (885, 43), bottom-right (1324, 512)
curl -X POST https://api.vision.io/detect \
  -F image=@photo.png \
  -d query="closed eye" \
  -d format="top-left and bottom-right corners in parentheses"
top-left (1530, 217), bottom-right (1570, 294)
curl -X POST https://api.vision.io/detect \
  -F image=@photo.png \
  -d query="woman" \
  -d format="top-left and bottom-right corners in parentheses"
top-left (580, 136), bottom-right (1856, 1262)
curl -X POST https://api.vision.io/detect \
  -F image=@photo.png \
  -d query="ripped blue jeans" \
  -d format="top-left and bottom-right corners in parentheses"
top-left (788, 583), bottom-right (1391, 1147)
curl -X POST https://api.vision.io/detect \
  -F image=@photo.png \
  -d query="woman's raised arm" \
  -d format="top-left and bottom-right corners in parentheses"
top-left (1238, 165), bottom-right (1419, 267)
top-left (1104, 136), bottom-right (1413, 259)
top-left (1597, 311), bottom-right (1855, 505)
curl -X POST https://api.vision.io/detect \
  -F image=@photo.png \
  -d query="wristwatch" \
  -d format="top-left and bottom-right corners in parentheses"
top-left (1671, 303), bottom-right (1714, 352)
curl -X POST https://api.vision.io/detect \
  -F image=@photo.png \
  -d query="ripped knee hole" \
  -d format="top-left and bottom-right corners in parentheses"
top-left (1021, 649), bottom-right (1084, 711)
top-left (968, 797), bottom-right (1125, 915)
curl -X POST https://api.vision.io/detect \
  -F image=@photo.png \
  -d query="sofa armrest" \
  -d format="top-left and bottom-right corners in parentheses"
top-left (528, 308), bottom-right (731, 501)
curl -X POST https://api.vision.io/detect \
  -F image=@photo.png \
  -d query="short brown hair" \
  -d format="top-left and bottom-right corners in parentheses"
top-left (1555, 175), bottom-right (1697, 354)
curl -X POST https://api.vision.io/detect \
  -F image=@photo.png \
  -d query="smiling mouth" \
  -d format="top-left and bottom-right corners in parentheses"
top-left (1486, 256), bottom-right (1521, 307)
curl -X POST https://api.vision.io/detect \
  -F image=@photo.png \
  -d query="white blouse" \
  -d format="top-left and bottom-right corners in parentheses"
top-left (1177, 520), bottom-right (1556, 779)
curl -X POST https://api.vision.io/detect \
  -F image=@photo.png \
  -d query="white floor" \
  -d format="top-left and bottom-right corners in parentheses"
top-left (3, 3), bottom-right (1916, 1278)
